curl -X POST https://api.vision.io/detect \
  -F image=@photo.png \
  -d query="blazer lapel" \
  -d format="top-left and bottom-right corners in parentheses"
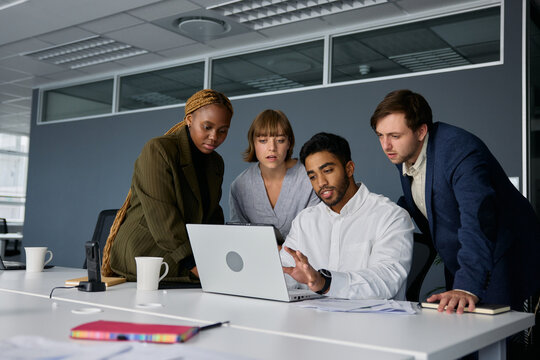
top-left (425, 126), bottom-right (436, 238)
top-left (177, 127), bottom-right (202, 220)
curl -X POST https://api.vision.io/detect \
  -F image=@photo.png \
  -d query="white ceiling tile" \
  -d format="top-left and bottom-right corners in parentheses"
top-left (37, 27), bottom-right (97, 45)
top-left (113, 52), bottom-right (166, 67)
top-left (189, 0), bottom-right (227, 7)
top-left (76, 61), bottom-right (127, 75)
top-left (0, 38), bottom-right (53, 60)
top-left (0, 83), bottom-right (32, 97)
top-left (206, 32), bottom-right (268, 50)
top-left (258, 18), bottom-right (327, 39)
top-left (0, 93), bottom-right (18, 102)
top-left (0, 67), bottom-right (31, 82)
top-left (128, 0), bottom-right (201, 21)
top-left (6, 97), bottom-right (31, 108)
top-left (12, 76), bottom-right (51, 87)
top-left (106, 23), bottom-right (196, 52)
top-left (79, 13), bottom-right (145, 34)
top-left (0, 0), bottom-right (163, 44)
top-left (0, 102), bottom-right (29, 113)
top-left (0, 55), bottom-right (66, 76)
top-left (157, 42), bottom-right (214, 59)
top-left (321, 3), bottom-right (406, 29)
top-left (42, 69), bottom-right (88, 82)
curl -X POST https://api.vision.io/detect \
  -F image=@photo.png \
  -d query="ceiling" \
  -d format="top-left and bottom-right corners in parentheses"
top-left (0, 0), bottom-right (497, 135)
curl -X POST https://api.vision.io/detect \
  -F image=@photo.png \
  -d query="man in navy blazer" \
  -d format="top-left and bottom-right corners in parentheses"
top-left (370, 89), bottom-right (540, 313)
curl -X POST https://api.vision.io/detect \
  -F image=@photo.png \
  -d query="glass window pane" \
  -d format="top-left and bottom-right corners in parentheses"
top-left (0, 133), bottom-right (28, 222)
top-left (332, 7), bottom-right (500, 83)
top-left (42, 79), bottom-right (113, 122)
top-left (212, 40), bottom-right (324, 97)
top-left (119, 62), bottom-right (205, 111)
top-left (0, 133), bottom-right (29, 153)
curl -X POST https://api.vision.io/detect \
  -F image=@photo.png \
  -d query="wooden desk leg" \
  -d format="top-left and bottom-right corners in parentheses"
top-left (478, 339), bottom-right (506, 360)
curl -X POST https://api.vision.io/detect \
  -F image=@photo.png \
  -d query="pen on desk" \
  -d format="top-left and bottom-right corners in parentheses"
top-left (199, 321), bottom-right (230, 331)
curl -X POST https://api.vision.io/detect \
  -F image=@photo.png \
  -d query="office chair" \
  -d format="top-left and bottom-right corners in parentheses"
top-left (1, 217), bottom-right (21, 257)
top-left (0, 218), bottom-right (7, 234)
top-left (82, 209), bottom-right (118, 269)
top-left (406, 233), bottom-right (437, 302)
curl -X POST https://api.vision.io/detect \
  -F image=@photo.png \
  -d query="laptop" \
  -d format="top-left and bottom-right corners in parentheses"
top-left (186, 224), bottom-right (321, 302)
top-left (0, 254), bottom-right (54, 270)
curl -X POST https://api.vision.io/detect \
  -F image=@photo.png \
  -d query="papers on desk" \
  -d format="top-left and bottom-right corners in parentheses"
top-left (297, 298), bottom-right (417, 314)
top-left (0, 335), bottom-right (251, 360)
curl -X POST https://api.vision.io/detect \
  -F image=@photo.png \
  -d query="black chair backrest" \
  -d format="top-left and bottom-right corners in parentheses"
top-left (0, 218), bottom-right (7, 234)
top-left (406, 233), bottom-right (437, 302)
top-left (83, 209), bottom-right (118, 269)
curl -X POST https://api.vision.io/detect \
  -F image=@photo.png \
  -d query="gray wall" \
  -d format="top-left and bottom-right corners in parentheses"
top-left (24, 2), bottom-right (522, 272)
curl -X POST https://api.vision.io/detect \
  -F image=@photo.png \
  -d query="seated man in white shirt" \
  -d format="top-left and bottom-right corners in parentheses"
top-left (281, 132), bottom-right (414, 300)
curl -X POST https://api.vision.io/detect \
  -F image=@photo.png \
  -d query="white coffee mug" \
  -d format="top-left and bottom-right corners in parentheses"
top-left (135, 257), bottom-right (169, 291)
top-left (25, 247), bottom-right (53, 272)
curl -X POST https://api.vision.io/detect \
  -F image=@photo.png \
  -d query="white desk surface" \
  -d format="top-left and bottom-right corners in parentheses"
top-left (0, 269), bottom-right (412, 360)
top-left (0, 267), bottom-right (534, 360)
top-left (0, 290), bottom-right (412, 360)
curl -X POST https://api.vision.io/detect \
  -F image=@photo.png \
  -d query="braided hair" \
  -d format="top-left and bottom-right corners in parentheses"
top-left (101, 89), bottom-right (233, 276)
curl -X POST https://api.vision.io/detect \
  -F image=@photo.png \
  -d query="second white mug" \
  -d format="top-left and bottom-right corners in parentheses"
top-left (135, 257), bottom-right (169, 291)
top-left (24, 247), bottom-right (53, 272)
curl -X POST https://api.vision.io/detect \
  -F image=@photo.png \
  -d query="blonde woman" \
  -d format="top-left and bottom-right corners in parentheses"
top-left (229, 110), bottom-right (319, 242)
top-left (103, 89), bottom-right (233, 282)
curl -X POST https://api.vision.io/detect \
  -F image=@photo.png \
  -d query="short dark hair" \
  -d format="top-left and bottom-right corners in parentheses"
top-left (243, 109), bottom-right (295, 162)
top-left (370, 89), bottom-right (433, 132)
top-left (300, 132), bottom-right (351, 166)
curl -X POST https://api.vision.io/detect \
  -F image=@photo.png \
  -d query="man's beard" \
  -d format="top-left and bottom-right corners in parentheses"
top-left (317, 175), bottom-right (350, 207)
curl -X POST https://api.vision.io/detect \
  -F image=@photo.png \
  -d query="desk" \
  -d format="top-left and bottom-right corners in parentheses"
top-left (0, 267), bottom-right (534, 360)
top-left (0, 270), bottom-right (411, 359)
top-left (0, 232), bottom-right (23, 257)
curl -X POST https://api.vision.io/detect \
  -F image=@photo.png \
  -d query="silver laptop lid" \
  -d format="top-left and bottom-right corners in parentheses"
top-left (187, 224), bottom-right (294, 302)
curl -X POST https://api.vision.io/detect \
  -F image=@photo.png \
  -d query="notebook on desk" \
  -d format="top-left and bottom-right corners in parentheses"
top-left (186, 224), bottom-right (320, 302)
top-left (0, 254), bottom-right (54, 270)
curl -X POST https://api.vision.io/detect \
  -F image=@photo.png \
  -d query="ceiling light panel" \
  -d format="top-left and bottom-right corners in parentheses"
top-left (389, 48), bottom-right (470, 72)
top-left (23, 36), bottom-right (148, 69)
top-left (208, 0), bottom-right (388, 30)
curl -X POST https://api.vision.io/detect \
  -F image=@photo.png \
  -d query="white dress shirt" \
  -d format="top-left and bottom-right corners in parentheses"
top-left (280, 183), bottom-right (414, 300)
top-left (402, 134), bottom-right (429, 218)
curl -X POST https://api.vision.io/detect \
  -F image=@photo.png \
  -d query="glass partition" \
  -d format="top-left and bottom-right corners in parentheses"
top-left (332, 7), bottom-right (500, 83)
top-left (212, 40), bottom-right (324, 96)
top-left (42, 80), bottom-right (113, 122)
top-left (119, 62), bottom-right (205, 111)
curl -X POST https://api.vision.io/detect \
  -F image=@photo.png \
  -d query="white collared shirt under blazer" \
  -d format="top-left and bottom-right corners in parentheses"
top-left (280, 183), bottom-right (414, 300)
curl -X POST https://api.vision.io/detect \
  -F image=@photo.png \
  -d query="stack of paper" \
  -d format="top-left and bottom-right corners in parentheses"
top-left (297, 298), bottom-right (417, 314)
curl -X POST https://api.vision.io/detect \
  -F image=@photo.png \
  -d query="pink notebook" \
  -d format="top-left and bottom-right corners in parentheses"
top-left (70, 320), bottom-right (199, 344)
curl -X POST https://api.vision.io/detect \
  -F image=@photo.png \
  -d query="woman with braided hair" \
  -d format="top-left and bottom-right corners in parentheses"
top-left (102, 89), bottom-right (233, 283)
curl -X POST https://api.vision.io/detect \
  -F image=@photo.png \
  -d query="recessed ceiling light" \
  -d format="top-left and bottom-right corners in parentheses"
top-left (208, 0), bottom-right (388, 30)
top-left (176, 16), bottom-right (230, 38)
top-left (22, 36), bottom-right (148, 69)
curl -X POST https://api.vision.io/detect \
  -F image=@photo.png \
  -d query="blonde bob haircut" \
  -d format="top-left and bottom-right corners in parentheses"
top-left (243, 109), bottom-right (295, 162)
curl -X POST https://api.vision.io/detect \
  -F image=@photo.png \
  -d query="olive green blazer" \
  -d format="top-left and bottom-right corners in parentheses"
top-left (110, 126), bottom-right (224, 282)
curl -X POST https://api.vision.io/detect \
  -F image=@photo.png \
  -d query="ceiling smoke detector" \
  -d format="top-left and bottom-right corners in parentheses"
top-left (176, 16), bottom-right (230, 38)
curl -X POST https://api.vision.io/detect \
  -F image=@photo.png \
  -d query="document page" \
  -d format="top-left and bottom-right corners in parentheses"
top-left (296, 298), bottom-right (417, 314)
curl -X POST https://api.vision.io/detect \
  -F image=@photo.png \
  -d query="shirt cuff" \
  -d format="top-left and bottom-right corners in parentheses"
top-left (453, 289), bottom-right (478, 298)
top-left (326, 270), bottom-right (346, 297)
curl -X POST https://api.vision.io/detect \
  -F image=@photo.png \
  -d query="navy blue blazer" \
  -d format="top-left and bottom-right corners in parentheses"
top-left (397, 122), bottom-right (540, 307)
